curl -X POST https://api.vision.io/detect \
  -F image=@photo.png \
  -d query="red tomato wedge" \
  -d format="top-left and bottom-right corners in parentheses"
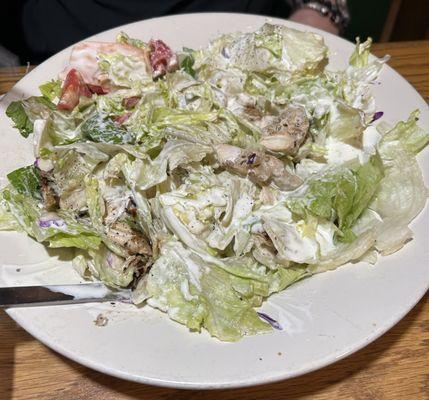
top-left (57, 69), bottom-right (92, 111)
top-left (87, 84), bottom-right (108, 95)
top-left (149, 40), bottom-right (178, 78)
top-left (114, 112), bottom-right (132, 125)
top-left (122, 96), bottom-right (141, 109)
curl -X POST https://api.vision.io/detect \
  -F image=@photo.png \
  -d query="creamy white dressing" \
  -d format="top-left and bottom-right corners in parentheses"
top-left (33, 119), bottom-right (49, 158)
top-left (362, 125), bottom-right (382, 154)
top-left (315, 222), bottom-right (336, 257)
top-left (180, 279), bottom-right (197, 301)
top-left (325, 137), bottom-right (363, 165)
top-left (44, 283), bottom-right (111, 300)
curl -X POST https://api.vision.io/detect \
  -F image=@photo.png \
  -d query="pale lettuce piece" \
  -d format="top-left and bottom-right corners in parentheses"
top-left (116, 32), bottom-right (148, 49)
top-left (132, 240), bottom-right (270, 341)
top-left (86, 245), bottom-right (136, 287)
top-left (309, 209), bottom-right (380, 273)
top-left (98, 52), bottom-right (151, 88)
top-left (162, 71), bottom-right (215, 112)
top-left (0, 199), bottom-right (22, 231)
top-left (371, 112), bottom-right (429, 254)
top-left (379, 110), bottom-right (429, 154)
top-left (260, 203), bottom-right (337, 264)
top-left (53, 141), bottom-right (150, 159)
top-left (195, 23), bottom-right (327, 76)
top-left (84, 177), bottom-right (105, 231)
top-left (156, 140), bottom-right (211, 171)
top-left (122, 157), bottom-right (168, 191)
top-left (342, 38), bottom-right (389, 115)
top-left (326, 101), bottom-right (365, 144)
top-left (39, 79), bottom-right (62, 102)
top-left (132, 240), bottom-right (308, 340)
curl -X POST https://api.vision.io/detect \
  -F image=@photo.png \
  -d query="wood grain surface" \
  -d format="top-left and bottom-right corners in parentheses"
top-left (0, 41), bottom-right (429, 400)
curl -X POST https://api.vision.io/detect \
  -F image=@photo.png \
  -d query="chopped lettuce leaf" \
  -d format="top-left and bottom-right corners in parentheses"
top-left (82, 113), bottom-right (133, 144)
top-left (7, 165), bottom-right (41, 201)
top-left (0, 198), bottom-right (22, 231)
top-left (286, 156), bottom-right (383, 241)
top-left (180, 47), bottom-right (196, 78)
top-left (39, 79), bottom-right (62, 101)
top-left (4, 96), bottom-right (53, 138)
top-left (372, 112), bottom-right (429, 254)
top-left (116, 31), bottom-right (148, 49)
top-left (132, 240), bottom-right (271, 341)
top-left (349, 37), bottom-right (372, 68)
top-left (6, 101), bottom-right (34, 137)
top-left (98, 52), bottom-right (151, 88)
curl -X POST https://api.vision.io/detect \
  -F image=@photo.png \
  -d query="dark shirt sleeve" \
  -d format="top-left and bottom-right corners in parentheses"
top-left (14, 0), bottom-right (291, 63)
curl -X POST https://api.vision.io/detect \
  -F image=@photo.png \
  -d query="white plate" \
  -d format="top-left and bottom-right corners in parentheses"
top-left (0, 13), bottom-right (428, 389)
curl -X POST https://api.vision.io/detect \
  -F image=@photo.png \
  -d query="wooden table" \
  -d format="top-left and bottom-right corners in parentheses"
top-left (1, 41), bottom-right (429, 400)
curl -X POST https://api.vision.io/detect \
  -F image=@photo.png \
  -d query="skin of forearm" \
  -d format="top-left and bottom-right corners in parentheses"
top-left (289, 8), bottom-right (340, 35)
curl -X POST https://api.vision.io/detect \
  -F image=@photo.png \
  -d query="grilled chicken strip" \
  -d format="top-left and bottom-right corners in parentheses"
top-left (214, 144), bottom-right (302, 191)
top-left (261, 105), bottom-right (309, 154)
top-left (106, 221), bottom-right (152, 256)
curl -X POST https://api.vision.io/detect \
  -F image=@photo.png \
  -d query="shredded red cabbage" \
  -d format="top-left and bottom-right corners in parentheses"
top-left (371, 111), bottom-right (384, 123)
top-left (257, 312), bottom-right (282, 330)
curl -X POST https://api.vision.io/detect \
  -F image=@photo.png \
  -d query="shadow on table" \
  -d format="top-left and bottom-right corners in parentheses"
top-left (0, 310), bottom-right (33, 400)
top-left (56, 293), bottom-right (428, 400)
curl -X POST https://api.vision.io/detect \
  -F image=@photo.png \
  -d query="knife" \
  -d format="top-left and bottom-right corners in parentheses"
top-left (0, 283), bottom-right (132, 307)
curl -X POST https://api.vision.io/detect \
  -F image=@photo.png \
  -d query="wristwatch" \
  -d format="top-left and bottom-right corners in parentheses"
top-left (286, 0), bottom-right (350, 33)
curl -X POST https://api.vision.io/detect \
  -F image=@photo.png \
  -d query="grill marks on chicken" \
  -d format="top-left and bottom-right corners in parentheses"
top-left (106, 221), bottom-right (152, 256)
top-left (260, 105), bottom-right (310, 154)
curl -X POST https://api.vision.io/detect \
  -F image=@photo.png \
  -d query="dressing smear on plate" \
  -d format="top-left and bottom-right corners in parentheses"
top-left (2, 24), bottom-right (428, 341)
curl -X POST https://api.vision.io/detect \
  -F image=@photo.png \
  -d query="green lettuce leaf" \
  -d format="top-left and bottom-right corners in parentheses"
top-left (180, 47), bottom-right (196, 78)
top-left (6, 96), bottom-right (53, 138)
top-left (39, 79), bottom-right (62, 101)
top-left (286, 156), bottom-right (384, 242)
top-left (116, 31), bottom-right (148, 49)
top-left (7, 165), bottom-right (41, 201)
top-left (82, 114), bottom-right (133, 144)
top-left (6, 101), bottom-right (34, 137)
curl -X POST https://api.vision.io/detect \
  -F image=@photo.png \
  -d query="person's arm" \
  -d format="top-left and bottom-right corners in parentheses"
top-left (286, 0), bottom-right (350, 35)
top-left (289, 7), bottom-right (339, 34)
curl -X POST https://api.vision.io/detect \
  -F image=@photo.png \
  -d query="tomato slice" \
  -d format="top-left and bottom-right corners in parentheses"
top-left (122, 96), bottom-right (141, 109)
top-left (57, 69), bottom-right (92, 111)
top-left (149, 39), bottom-right (178, 78)
top-left (87, 84), bottom-right (108, 95)
top-left (114, 112), bottom-right (132, 125)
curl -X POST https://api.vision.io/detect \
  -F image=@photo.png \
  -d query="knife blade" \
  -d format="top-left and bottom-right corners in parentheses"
top-left (0, 283), bottom-right (131, 307)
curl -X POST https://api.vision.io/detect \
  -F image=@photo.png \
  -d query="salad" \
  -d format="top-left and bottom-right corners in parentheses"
top-left (2, 24), bottom-right (428, 341)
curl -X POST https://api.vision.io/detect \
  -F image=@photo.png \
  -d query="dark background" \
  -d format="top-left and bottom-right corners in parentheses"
top-left (1, 0), bottom-right (428, 66)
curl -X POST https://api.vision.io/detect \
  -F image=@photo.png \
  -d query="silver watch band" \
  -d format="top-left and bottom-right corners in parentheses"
top-left (286, 0), bottom-right (350, 32)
